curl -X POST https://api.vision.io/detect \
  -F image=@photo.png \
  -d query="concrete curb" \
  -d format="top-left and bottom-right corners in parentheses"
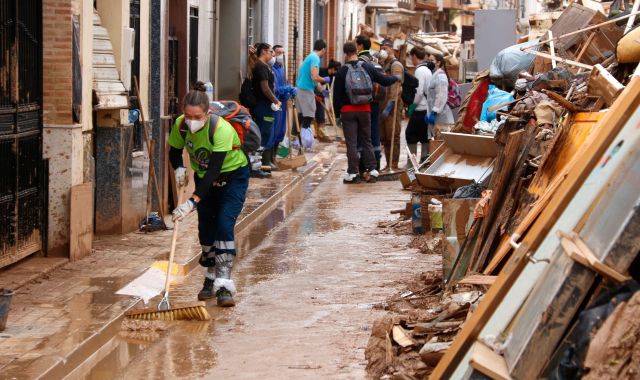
top-left (37, 145), bottom-right (336, 379)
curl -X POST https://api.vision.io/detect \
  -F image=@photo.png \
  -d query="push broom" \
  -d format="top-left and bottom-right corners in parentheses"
top-left (126, 194), bottom-right (210, 321)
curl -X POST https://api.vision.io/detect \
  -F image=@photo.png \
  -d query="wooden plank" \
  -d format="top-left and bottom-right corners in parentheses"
top-left (458, 275), bottom-right (497, 286)
top-left (470, 342), bottom-right (513, 380)
top-left (470, 129), bottom-right (525, 272)
top-left (507, 147), bottom-right (640, 378)
top-left (70, 183), bottom-right (93, 262)
top-left (558, 230), bottom-right (631, 283)
top-left (429, 76), bottom-right (640, 379)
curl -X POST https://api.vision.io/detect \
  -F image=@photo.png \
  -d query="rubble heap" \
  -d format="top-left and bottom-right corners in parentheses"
top-left (366, 3), bottom-right (640, 379)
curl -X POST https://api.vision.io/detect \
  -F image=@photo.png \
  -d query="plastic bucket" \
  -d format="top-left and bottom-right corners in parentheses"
top-left (0, 288), bottom-right (15, 332)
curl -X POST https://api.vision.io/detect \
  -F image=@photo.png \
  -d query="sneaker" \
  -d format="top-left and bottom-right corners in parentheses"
top-left (198, 278), bottom-right (215, 301)
top-left (343, 173), bottom-right (361, 184)
top-left (216, 287), bottom-right (235, 307)
top-left (368, 169), bottom-right (379, 183)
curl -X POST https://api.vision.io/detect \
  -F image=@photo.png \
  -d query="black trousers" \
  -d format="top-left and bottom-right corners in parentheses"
top-left (342, 111), bottom-right (376, 174)
top-left (405, 110), bottom-right (429, 144)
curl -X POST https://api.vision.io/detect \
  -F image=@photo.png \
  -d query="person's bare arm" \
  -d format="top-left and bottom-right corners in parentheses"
top-left (260, 80), bottom-right (279, 104)
top-left (310, 66), bottom-right (328, 84)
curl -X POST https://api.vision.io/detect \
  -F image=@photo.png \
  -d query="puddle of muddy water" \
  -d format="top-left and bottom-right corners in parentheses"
top-left (77, 165), bottom-right (337, 379)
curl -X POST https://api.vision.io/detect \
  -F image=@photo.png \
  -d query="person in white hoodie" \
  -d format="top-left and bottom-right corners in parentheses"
top-left (405, 47), bottom-right (434, 165)
top-left (425, 53), bottom-right (454, 142)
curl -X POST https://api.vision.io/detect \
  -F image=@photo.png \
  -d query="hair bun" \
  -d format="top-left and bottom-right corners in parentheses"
top-left (192, 81), bottom-right (206, 92)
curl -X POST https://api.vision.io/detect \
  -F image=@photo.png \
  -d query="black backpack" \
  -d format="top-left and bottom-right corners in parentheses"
top-left (400, 62), bottom-right (432, 105)
top-left (239, 77), bottom-right (257, 109)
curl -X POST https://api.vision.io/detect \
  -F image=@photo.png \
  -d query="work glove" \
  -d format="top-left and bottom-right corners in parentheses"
top-left (174, 167), bottom-right (188, 188)
top-left (425, 111), bottom-right (437, 125)
top-left (270, 102), bottom-right (281, 112)
top-left (408, 104), bottom-right (417, 117)
top-left (382, 101), bottom-right (395, 119)
top-left (172, 198), bottom-right (196, 222)
top-left (323, 76), bottom-right (331, 85)
top-left (322, 89), bottom-right (330, 98)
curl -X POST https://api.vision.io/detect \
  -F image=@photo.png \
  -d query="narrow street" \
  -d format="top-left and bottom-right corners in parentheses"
top-left (85, 156), bottom-right (429, 379)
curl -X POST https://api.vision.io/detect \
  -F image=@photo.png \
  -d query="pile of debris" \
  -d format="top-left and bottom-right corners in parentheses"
top-left (366, 3), bottom-right (640, 379)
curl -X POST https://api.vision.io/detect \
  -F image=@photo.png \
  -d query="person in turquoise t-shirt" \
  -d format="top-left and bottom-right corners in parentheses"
top-left (296, 40), bottom-right (330, 133)
top-left (168, 81), bottom-right (249, 307)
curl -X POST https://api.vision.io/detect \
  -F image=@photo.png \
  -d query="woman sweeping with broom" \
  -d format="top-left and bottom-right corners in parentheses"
top-left (168, 81), bottom-right (250, 307)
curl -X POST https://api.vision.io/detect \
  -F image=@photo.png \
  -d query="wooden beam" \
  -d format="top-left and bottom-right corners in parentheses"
top-left (470, 341), bottom-right (513, 380)
top-left (521, 50), bottom-right (593, 70)
top-left (525, 10), bottom-right (640, 48)
top-left (429, 76), bottom-right (640, 379)
top-left (558, 230), bottom-right (631, 283)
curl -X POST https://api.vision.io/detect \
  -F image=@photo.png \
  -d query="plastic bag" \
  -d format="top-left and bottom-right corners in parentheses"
top-left (480, 85), bottom-right (514, 122)
top-left (489, 40), bottom-right (539, 87)
top-left (300, 127), bottom-right (315, 151)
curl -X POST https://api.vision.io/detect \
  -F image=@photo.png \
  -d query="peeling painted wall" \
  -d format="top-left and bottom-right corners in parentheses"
top-left (43, 125), bottom-right (84, 256)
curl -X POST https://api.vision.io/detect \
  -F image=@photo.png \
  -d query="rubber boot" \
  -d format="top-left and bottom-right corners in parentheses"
top-left (261, 149), bottom-right (271, 167)
top-left (269, 146), bottom-right (279, 171)
top-left (407, 143), bottom-right (417, 169)
top-left (214, 253), bottom-right (236, 307)
top-left (421, 142), bottom-right (430, 163)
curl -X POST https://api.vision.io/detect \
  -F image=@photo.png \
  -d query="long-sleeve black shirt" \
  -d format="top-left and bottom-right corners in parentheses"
top-left (332, 60), bottom-right (397, 118)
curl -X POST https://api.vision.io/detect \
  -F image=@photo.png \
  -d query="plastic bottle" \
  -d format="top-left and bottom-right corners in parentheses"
top-left (411, 193), bottom-right (423, 234)
top-left (204, 81), bottom-right (214, 102)
top-left (428, 198), bottom-right (443, 233)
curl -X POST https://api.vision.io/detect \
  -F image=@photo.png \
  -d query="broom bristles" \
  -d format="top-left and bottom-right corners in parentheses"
top-left (125, 302), bottom-right (211, 321)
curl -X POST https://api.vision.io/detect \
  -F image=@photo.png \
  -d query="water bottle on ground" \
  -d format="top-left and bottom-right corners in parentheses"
top-left (412, 193), bottom-right (423, 234)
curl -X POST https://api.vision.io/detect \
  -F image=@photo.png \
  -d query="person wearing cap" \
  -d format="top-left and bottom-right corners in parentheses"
top-left (378, 39), bottom-right (404, 171)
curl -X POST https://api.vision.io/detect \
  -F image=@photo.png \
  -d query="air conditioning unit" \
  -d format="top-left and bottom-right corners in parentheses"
top-left (122, 27), bottom-right (135, 91)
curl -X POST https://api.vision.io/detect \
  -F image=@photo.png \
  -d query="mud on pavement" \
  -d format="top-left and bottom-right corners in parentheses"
top-left (84, 155), bottom-right (432, 379)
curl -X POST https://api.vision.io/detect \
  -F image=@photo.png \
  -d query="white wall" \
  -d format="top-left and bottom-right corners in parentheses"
top-left (196, 0), bottom-right (214, 83)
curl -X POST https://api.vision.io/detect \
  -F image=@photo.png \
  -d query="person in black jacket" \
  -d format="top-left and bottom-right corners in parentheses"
top-left (333, 41), bottom-right (398, 184)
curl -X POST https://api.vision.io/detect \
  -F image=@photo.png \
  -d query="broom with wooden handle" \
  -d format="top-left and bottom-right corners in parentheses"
top-left (126, 162), bottom-right (210, 320)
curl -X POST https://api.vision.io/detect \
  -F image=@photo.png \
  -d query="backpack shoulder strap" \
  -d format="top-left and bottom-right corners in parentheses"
top-left (178, 116), bottom-right (188, 139)
top-left (208, 114), bottom-right (220, 146)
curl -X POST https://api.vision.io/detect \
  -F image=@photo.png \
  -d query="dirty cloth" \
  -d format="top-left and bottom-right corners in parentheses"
top-left (195, 165), bottom-right (249, 264)
top-left (534, 100), bottom-right (563, 126)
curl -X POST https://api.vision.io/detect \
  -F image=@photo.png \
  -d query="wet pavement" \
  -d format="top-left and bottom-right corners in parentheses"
top-left (95, 155), bottom-right (428, 380)
top-left (0, 147), bottom-right (332, 380)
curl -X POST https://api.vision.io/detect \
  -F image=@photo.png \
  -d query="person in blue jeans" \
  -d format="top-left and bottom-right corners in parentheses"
top-left (251, 43), bottom-right (282, 171)
top-left (168, 81), bottom-right (250, 307)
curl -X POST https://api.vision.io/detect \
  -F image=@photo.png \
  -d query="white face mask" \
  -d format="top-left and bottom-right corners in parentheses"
top-left (185, 116), bottom-right (208, 133)
top-left (268, 56), bottom-right (276, 66)
top-left (379, 49), bottom-right (388, 60)
top-left (275, 55), bottom-right (284, 65)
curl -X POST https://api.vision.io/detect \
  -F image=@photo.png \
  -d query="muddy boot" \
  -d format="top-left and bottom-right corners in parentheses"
top-left (270, 146), bottom-right (279, 171)
top-left (198, 267), bottom-right (216, 300)
top-left (214, 253), bottom-right (236, 307)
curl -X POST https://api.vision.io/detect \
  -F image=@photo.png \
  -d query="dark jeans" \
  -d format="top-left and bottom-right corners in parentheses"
top-left (342, 111), bottom-right (376, 174)
top-left (251, 102), bottom-right (275, 149)
top-left (195, 165), bottom-right (250, 265)
top-left (405, 110), bottom-right (429, 144)
top-left (359, 102), bottom-right (381, 171)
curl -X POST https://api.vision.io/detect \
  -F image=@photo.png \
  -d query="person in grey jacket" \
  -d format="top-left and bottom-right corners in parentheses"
top-left (425, 53), bottom-right (454, 140)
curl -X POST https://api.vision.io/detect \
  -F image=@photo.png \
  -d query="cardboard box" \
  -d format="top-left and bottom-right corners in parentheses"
top-left (415, 132), bottom-right (497, 191)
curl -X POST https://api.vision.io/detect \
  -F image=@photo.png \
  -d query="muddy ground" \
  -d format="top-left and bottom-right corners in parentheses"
top-left (84, 157), bottom-right (443, 379)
